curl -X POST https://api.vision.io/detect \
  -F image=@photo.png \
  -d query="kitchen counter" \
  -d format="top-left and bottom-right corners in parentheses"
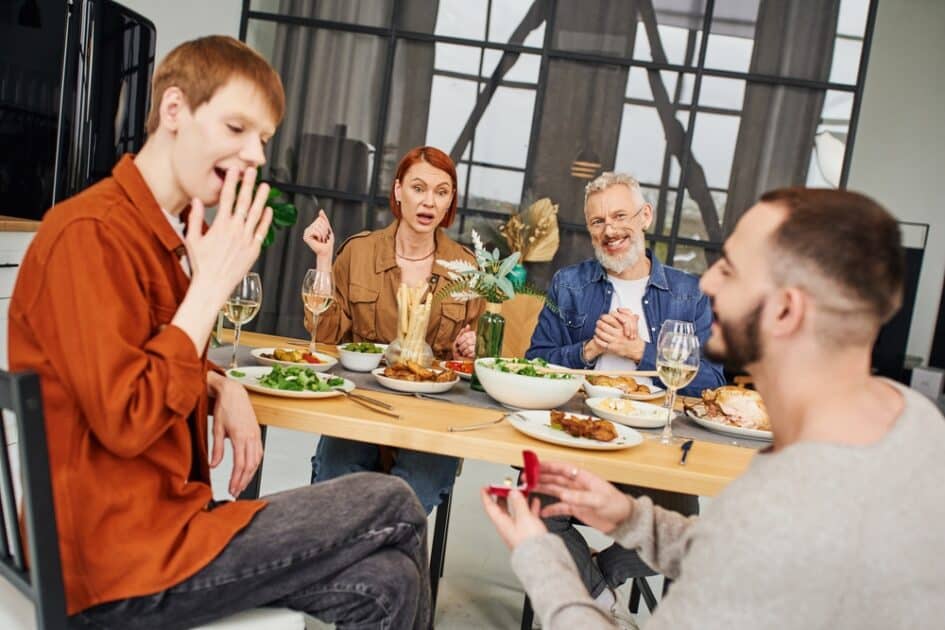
top-left (0, 216), bottom-right (40, 232)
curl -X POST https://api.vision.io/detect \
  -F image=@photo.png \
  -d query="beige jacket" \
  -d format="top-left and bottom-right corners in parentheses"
top-left (313, 221), bottom-right (485, 358)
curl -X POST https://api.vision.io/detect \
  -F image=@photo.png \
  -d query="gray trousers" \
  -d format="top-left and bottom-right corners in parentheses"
top-left (69, 473), bottom-right (431, 630)
top-left (542, 485), bottom-right (699, 598)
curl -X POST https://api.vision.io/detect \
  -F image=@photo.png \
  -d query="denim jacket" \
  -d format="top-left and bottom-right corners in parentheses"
top-left (526, 250), bottom-right (725, 396)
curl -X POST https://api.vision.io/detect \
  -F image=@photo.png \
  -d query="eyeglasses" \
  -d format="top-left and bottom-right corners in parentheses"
top-left (586, 203), bottom-right (648, 234)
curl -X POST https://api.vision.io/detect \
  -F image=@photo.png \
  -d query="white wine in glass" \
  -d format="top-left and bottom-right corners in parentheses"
top-left (656, 326), bottom-right (700, 444)
top-left (302, 269), bottom-right (333, 354)
top-left (226, 272), bottom-right (262, 369)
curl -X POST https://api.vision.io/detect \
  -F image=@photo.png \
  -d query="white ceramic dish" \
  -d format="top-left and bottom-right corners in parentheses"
top-left (585, 396), bottom-right (668, 429)
top-left (684, 401), bottom-right (773, 441)
top-left (474, 358), bottom-right (584, 409)
top-left (227, 366), bottom-right (354, 399)
top-left (371, 367), bottom-right (460, 394)
top-left (583, 380), bottom-right (665, 401)
top-left (506, 410), bottom-right (643, 451)
top-left (251, 347), bottom-right (338, 373)
top-left (337, 343), bottom-right (388, 372)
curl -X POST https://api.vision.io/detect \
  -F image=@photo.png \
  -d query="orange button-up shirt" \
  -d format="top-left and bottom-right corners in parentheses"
top-left (9, 155), bottom-right (265, 614)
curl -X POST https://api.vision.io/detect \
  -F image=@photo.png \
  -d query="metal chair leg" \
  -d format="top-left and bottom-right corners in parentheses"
top-left (634, 576), bottom-right (659, 613)
top-left (429, 485), bottom-right (454, 609)
top-left (629, 577), bottom-right (642, 613)
top-left (238, 425), bottom-right (267, 500)
top-left (521, 595), bottom-right (534, 630)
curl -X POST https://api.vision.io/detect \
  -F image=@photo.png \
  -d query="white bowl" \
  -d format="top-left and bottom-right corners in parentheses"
top-left (474, 358), bottom-right (584, 409)
top-left (337, 343), bottom-right (388, 372)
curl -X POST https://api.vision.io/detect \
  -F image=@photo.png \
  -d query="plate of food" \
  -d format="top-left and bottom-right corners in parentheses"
top-left (683, 386), bottom-right (773, 441)
top-left (371, 362), bottom-right (459, 393)
top-left (506, 410), bottom-right (643, 451)
top-left (438, 359), bottom-right (474, 380)
top-left (251, 347), bottom-right (338, 372)
top-left (585, 396), bottom-right (668, 429)
top-left (474, 357), bottom-right (583, 409)
top-left (584, 375), bottom-right (664, 401)
top-left (227, 366), bottom-right (354, 399)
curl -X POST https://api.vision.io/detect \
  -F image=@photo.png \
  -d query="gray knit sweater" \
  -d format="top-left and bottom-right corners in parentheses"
top-left (511, 383), bottom-right (945, 629)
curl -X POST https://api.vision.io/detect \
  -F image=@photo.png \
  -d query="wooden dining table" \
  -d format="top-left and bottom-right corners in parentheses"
top-left (219, 329), bottom-right (759, 610)
top-left (225, 330), bottom-right (756, 496)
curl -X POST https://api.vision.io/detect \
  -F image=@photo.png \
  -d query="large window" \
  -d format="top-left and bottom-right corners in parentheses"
top-left (243, 0), bottom-right (876, 286)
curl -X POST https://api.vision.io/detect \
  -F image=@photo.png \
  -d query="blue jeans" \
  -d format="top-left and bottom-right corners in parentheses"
top-left (70, 474), bottom-right (431, 629)
top-left (312, 436), bottom-right (459, 514)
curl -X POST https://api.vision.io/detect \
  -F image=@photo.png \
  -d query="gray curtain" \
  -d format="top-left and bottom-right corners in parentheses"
top-left (250, 0), bottom-right (437, 337)
top-left (722, 0), bottom-right (840, 235)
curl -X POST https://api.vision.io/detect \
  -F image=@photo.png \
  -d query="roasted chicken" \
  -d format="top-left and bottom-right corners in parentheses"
top-left (549, 410), bottom-right (618, 442)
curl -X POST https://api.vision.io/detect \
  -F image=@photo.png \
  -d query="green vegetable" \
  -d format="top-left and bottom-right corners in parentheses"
top-left (229, 369), bottom-right (246, 378)
top-left (257, 365), bottom-right (346, 392)
top-left (343, 342), bottom-right (383, 354)
top-left (492, 357), bottom-right (572, 379)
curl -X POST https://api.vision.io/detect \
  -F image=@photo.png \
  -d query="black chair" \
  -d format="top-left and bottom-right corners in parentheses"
top-left (0, 370), bottom-right (67, 629)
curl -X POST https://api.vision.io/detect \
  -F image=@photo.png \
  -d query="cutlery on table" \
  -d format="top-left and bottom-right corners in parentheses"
top-left (535, 366), bottom-right (659, 378)
top-left (448, 413), bottom-right (521, 432)
top-left (341, 391), bottom-right (400, 420)
top-left (679, 439), bottom-right (694, 465)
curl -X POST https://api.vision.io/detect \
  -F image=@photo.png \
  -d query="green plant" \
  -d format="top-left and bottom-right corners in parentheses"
top-left (262, 185), bottom-right (298, 248)
top-left (236, 174), bottom-right (299, 248)
top-left (435, 230), bottom-right (551, 306)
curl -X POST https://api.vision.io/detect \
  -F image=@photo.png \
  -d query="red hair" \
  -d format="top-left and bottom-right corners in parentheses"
top-left (389, 146), bottom-right (458, 228)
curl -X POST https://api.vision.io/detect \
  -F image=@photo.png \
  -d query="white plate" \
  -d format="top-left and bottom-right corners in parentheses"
top-left (583, 381), bottom-right (665, 401)
top-left (227, 366), bottom-right (354, 399)
top-left (685, 402), bottom-right (773, 441)
top-left (251, 347), bottom-right (338, 372)
top-left (585, 397), bottom-right (668, 429)
top-left (371, 367), bottom-right (460, 393)
top-left (507, 410), bottom-right (643, 451)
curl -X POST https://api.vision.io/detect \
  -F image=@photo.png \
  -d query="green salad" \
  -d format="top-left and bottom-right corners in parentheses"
top-left (257, 366), bottom-right (346, 392)
top-left (343, 342), bottom-right (384, 354)
top-left (492, 357), bottom-right (572, 379)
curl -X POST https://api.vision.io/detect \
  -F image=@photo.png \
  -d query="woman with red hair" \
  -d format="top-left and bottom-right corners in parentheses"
top-left (302, 146), bottom-right (483, 513)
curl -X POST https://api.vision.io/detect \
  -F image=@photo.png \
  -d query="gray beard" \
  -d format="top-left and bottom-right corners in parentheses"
top-left (594, 236), bottom-right (644, 275)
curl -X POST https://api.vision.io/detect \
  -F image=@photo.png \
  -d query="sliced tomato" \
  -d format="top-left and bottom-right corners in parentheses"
top-left (444, 360), bottom-right (473, 374)
top-left (302, 353), bottom-right (322, 364)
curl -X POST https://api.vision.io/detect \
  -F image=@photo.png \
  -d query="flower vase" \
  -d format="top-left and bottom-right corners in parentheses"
top-left (508, 262), bottom-right (527, 290)
top-left (471, 302), bottom-right (505, 392)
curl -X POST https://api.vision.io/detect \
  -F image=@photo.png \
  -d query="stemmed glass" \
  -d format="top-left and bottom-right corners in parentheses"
top-left (301, 269), bottom-right (333, 355)
top-left (224, 272), bottom-right (262, 369)
top-left (656, 320), bottom-right (700, 444)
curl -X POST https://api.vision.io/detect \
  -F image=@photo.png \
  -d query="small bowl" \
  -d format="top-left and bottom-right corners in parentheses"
top-left (337, 343), bottom-right (388, 372)
top-left (474, 357), bottom-right (584, 409)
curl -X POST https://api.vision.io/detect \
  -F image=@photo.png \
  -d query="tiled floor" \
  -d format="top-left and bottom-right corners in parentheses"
top-left (211, 426), bottom-right (661, 629)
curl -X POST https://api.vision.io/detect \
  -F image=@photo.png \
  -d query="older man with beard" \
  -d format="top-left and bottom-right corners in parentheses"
top-left (486, 188), bottom-right (945, 629)
top-left (527, 172), bottom-right (723, 393)
top-left (525, 172), bottom-right (724, 626)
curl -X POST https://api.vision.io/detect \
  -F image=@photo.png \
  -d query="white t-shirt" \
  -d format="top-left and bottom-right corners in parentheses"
top-left (596, 275), bottom-right (652, 386)
top-left (161, 207), bottom-right (191, 277)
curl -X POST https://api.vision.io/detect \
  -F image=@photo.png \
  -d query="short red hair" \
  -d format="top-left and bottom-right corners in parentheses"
top-left (146, 35), bottom-right (285, 135)
top-left (389, 146), bottom-right (458, 228)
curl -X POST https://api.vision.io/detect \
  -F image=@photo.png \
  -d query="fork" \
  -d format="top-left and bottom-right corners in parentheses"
top-left (448, 413), bottom-right (522, 432)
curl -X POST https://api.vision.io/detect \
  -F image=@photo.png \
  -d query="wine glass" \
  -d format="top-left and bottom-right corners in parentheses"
top-left (656, 324), bottom-right (700, 444)
top-left (659, 319), bottom-right (695, 338)
top-left (224, 272), bottom-right (262, 369)
top-left (301, 269), bottom-right (333, 355)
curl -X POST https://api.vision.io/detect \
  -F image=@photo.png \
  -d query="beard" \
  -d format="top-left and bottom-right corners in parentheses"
top-left (593, 233), bottom-right (645, 275)
top-left (705, 301), bottom-right (765, 372)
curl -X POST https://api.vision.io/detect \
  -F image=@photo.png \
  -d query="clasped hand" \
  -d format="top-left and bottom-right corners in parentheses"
top-left (593, 307), bottom-right (645, 362)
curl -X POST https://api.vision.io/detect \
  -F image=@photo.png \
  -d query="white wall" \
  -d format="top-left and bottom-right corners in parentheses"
top-left (848, 0), bottom-right (945, 362)
top-left (117, 0), bottom-right (242, 63)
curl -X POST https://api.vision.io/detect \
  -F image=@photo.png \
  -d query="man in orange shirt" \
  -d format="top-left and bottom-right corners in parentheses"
top-left (10, 36), bottom-right (429, 629)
